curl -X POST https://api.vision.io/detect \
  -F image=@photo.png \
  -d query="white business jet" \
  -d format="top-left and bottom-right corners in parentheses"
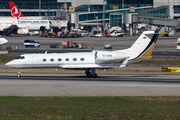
top-left (6, 31), bottom-right (160, 77)
top-left (0, 35), bottom-right (8, 45)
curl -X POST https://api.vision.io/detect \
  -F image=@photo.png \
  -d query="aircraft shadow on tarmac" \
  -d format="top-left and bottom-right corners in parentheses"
top-left (1, 74), bottom-right (180, 84)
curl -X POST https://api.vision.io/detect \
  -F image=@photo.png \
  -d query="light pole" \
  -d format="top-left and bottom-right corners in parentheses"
top-left (96, 16), bottom-right (98, 28)
top-left (122, 0), bottom-right (124, 9)
top-left (103, 0), bottom-right (105, 36)
top-left (39, 0), bottom-right (41, 16)
top-left (65, 0), bottom-right (66, 12)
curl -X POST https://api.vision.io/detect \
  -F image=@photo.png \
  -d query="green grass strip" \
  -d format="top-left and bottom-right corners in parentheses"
top-left (0, 96), bottom-right (180, 120)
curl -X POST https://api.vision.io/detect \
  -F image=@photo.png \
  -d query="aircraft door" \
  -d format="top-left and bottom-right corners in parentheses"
top-left (32, 56), bottom-right (38, 66)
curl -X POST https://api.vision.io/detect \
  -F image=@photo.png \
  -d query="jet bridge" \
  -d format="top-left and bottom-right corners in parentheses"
top-left (135, 16), bottom-right (178, 28)
top-left (123, 6), bottom-right (179, 36)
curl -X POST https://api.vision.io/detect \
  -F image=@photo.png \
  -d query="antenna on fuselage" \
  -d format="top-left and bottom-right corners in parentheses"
top-left (45, 51), bottom-right (47, 54)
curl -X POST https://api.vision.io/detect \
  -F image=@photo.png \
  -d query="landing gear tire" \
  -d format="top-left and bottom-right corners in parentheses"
top-left (85, 69), bottom-right (97, 78)
top-left (17, 73), bottom-right (21, 77)
top-left (92, 73), bottom-right (97, 78)
top-left (86, 72), bottom-right (91, 77)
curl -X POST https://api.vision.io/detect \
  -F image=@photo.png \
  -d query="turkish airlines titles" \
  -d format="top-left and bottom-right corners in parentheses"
top-left (17, 20), bottom-right (49, 24)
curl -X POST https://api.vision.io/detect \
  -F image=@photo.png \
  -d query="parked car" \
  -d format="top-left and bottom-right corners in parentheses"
top-left (91, 31), bottom-right (102, 37)
top-left (81, 30), bottom-right (89, 36)
top-left (110, 31), bottom-right (124, 37)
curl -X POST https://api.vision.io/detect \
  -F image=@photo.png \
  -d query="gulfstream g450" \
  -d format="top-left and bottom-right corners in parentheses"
top-left (6, 31), bottom-right (161, 77)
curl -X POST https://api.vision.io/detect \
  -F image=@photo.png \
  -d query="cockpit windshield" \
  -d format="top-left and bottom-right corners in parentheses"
top-left (16, 56), bottom-right (25, 59)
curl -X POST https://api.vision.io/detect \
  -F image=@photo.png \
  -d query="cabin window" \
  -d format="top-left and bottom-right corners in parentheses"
top-left (21, 56), bottom-right (25, 59)
top-left (65, 58), bottom-right (69, 61)
top-left (80, 58), bottom-right (85, 61)
top-left (42, 58), bottom-right (46, 62)
top-left (58, 58), bottom-right (62, 61)
top-left (50, 58), bottom-right (54, 62)
top-left (73, 58), bottom-right (77, 61)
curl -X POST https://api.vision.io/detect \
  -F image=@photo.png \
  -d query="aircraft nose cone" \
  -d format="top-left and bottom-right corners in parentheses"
top-left (1, 38), bottom-right (8, 45)
top-left (5, 62), bottom-right (11, 67)
top-left (4, 38), bottom-right (8, 44)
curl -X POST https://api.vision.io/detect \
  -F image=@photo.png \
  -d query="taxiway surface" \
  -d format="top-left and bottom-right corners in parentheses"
top-left (0, 73), bottom-right (180, 96)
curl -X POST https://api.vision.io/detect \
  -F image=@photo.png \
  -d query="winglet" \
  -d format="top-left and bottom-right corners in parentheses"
top-left (9, 1), bottom-right (25, 19)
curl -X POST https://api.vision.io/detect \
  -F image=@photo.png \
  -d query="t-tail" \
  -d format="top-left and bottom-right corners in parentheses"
top-left (128, 31), bottom-right (160, 63)
top-left (9, 1), bottom-right (25, 19)
top-left (119, 31), bottom-right (161, 65)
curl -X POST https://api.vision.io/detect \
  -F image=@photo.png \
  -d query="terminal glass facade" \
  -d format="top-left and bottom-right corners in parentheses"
top-left (75, 0), bottom-right (153, 12)
top-left (0, 0), bottom-right (71, 16)
top-left (174, 5), bottom-right (180, 14)
top-left (140, 7), bottom-right (169, 17)
top-left (79, 7), bottom-right (152, 23)
top-left (110, 14), bottom-right (122, 27)
top-left (75, 5), bottom-right (104, 12)
top-left (107, 0), bottom-right (153, 9)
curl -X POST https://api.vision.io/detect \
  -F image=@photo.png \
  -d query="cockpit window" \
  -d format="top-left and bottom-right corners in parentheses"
top-left (16, 56), bottom-right (22, 59)
top-left (16, 56), bottom-right (25, 59)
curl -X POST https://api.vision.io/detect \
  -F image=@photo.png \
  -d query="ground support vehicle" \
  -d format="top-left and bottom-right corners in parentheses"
top-left (175, 38), bottom-right (180, 50)
top-left (104, 44), bottom-right (112, 49)
top-left (50, 43), bottom-right (60, 48)
top-left (110, 31), bottom-right (124, 37)
top-left (74, 43), bottom-right (88, 49)
top-left (24, 40), bottom-right (40, 48)
top-left (49, 32), bottom-right (57, 38)
top-left (62, 41), bottom-right (73, 48)
top-left (91, 32), bottom-right (102, 37)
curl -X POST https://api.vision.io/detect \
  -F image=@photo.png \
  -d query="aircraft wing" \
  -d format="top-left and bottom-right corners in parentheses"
top-left (59, 64), bottom-right (117, 70)
top-left (60, 57), bottom-right (129, 70)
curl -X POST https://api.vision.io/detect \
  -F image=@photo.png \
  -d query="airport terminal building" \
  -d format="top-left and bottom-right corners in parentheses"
top-left (0, 0), bottom-right (179, 29)
top-left (0, 0), bottom-right (178, 18)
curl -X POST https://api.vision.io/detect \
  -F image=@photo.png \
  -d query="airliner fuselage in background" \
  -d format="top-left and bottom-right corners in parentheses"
top-left (6, 31), bottom-right (162, 77)
top-left (0, 19), bottom-right (50, 31)
top-left (0, 1), bottom-right (50, 32)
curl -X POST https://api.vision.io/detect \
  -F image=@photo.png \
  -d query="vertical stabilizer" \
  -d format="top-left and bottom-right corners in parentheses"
top-left (9, 1), bottom-right (25, 19)
top-left (128, 31), bottom-right (160, 62)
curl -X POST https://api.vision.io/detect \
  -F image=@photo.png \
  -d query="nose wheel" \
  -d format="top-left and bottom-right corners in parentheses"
top-left (17, 69), bottom-right (23, 77)
top-left (17, 73), bottom-right (21, 77)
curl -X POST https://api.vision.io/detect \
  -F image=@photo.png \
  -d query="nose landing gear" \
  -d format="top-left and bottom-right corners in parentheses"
top-left (17, 69), bottom-right (23, 77)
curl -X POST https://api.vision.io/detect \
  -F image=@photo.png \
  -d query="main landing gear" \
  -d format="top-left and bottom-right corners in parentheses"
top-left (85, 69), bottom-right (97, 78)
top-left (17, 69), bottom-right (23, 77)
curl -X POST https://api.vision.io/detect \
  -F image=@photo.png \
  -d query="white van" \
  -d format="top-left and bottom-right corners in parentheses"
top-left (24, 40), bottom-right (40, 48)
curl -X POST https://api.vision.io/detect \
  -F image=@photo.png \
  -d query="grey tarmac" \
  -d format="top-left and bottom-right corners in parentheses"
top-left (0, 73), bottom-right (180, 96)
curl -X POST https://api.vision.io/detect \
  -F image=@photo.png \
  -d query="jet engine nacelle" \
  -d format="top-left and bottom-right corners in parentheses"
top-left (92, 50), bottom-right (128, 64)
